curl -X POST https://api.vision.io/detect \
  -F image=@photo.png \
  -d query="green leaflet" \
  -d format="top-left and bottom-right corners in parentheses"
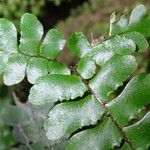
top-left (102, 36), bottom-right (135, 55)
top-left (3, 54), bottom-right (29, 86)
top-left (124, 112), bottom-right (150, 149)
top-left (135, 15), bottom-right (150, 37)
top-left (26, 57), bottom-right (49, 84)
top-left (19, 13), bottom-right (43, 55)
top-left (66, 118), bottom-right (123, 150)
top-left (89, 55), bottom-right (137, 101)
top-left (3, 55), bottom-right (70, 85)
top-left (68, 32), bottom-right (91, 58)
top-left (77, 35), bottom-right (138, 81)
top-left (121, 31), bottom-right (148, 52)
top-left (116, 15), bottom-right (128, 31)
top-left (109, 12), bottom-right (117, 36)
top-left (129, 4), bottom-right (146, 25)
top-left (48, 61), bottom-right (71, 75)
top-left (44, 95), bottom-right (104, 141)
top-left (40, 29), bottom-right (66, 59)
top-left (77, 56), bottom-right (96, 79)
top-left (26, 58), bottom-right (71, 84)
top-left (0, 19), bottom-right (18, 53)
top-left (107, 74), bottom-right (150, 126)
top-left (110, 4), bottom-right (150, 37)
top-left (27, 59), bottom-right (71, 84)
top-left (88, 35), bottom-right (136, 66)
top-left (0, 53), bottom-right (9, 75)
top-left (29, 74), bottom-right (88, 105)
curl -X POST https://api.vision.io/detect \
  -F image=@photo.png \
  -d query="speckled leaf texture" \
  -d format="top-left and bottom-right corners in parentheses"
top-left (0, 13), bottom-right (68, 85)
top-left (0, 4), bottom-right (150, 150)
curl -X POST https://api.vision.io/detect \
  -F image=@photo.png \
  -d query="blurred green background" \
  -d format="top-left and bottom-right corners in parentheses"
top-left (0, 0), bottom-right (150, 149)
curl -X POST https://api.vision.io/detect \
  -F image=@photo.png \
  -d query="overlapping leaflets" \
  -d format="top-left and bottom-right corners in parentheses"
top-left (124, 112), bottom-right (150, 150)
top-left (44, 95), bottom-right (105, 141)
top-left (1, 4), bottom-right (150, 150)
top-left (107, 74), bottom-right (150, 126)
top-left (66, 118), bottom-right (123, 150)
top-left (0, 13), bottom-right (68, 85)
top-left (109, 4), bottom-right (150, 37)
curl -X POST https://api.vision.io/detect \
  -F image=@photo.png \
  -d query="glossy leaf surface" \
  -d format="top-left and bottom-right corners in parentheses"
top-left (0, 19), bottom-right (18, 53)
top-left (29, 74), bottom-right (88, 105)
top-left (107, 74), bottom-right (150, 126)
top-left (3, 54), bottom-right (28, 86)
top-left (19, 13), bottom-right (43, 55)
top-left (66, 118), bottom-right (123, 150)
top-left (0, 13), bottom-right (68, 85)
top-left (77, 56), bottom-right (96, 79)
top-left (124, 112), bottom-right (150, 149)
top-left (89, 55), bottom-right (137, 101)
top-left (44, 95), bottom-right (104, 141)
top-left (40, 29), bottom-right (66, 59)
top-left (68, 32), bottom-right (91, 58)
top-left (26, 57), bottom-right (49, 84)
top-left (88, 35), bottom-right (136, 66)
top-left (48, 61), bottom-right (71, 75)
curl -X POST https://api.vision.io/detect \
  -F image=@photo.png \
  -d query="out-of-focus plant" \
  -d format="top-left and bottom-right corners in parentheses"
top-left (0, 0), bottom-right (71, 27)
top-left (0, 78), bottom-right (16, 150)
top-left (49, 0), bottom-right (70, 6)
top-left (0, 0), bottom-right (46, 26)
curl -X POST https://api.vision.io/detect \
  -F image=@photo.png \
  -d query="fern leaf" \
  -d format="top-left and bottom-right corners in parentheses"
top-left (0, 13), bottom-right (68, 85)
top-left (1, 4), bottom-right (150, 150)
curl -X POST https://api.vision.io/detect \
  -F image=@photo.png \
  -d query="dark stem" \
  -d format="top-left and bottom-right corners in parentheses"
top-left (71, 67), bottom-right (135, 149)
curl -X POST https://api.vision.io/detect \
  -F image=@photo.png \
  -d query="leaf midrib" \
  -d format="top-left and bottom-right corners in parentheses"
top-left (71, 66), bottom-right (135, 149)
